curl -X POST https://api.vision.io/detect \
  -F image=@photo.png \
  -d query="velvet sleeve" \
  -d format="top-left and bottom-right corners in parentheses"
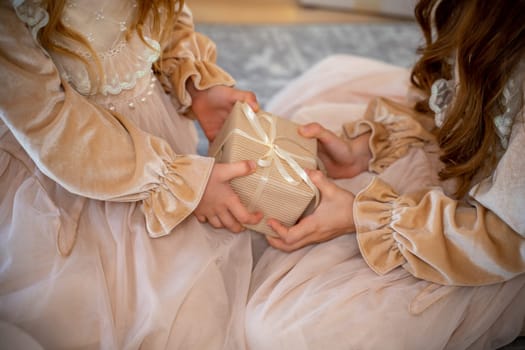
top-left (354, 178), bottom-right (525, 286)
top-left (0, 2), bottom-right (213, 238)
top-left (154, 5), bottom-right (236, 114)
top-left (341, 97), bottom-right (437, 173)
top-left (353, 112), bottom-right (525, 285)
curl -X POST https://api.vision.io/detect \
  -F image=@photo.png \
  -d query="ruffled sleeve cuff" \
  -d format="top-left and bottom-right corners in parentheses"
top-left (142, 155), bottom-right (213, 237)
top-left (156, 30), bottom-right (236, 115)
top-left (342, 97), bottom-right (435, 173)
top-left (354, 177), bottom-right (407, 274)
top-left (171, 57), bottom-right (235, 114)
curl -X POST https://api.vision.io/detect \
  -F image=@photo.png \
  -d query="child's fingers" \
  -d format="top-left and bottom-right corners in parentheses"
top-left (207, 215), bottom-right (223, 229)
top-left (242, 91), bottom-right (259, 111)
top-left (299, 123), bottom-right (337, 142)
top-left (266, 236), bottom-right (292, 252)
top-left (267, 218), bottom-right (313, 249)
top-left (265, 234), bottom-right (299, 252)
top-left (219, 160), bottom-right (257, 182)
top-left (229, 200), bottom-right (263, 226)
top-left (217, 210), bottom-right (245, 233)
top-left (265, 230), bottom-right (310, 253)
top-left (298, 122), bottom-right (325, 138)
top-left (232, 89), bottom-right (259, 112)
top-left (266, 218), bottom-right (289, 237)
top-left (196, 215), bottom-right (207, 223)
top-left (305, 168), bottom-right (332, 191)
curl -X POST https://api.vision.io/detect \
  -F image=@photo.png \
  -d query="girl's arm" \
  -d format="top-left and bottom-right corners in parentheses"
top-left (154, 5), bottom-right (259, 141)
top-left (154, 5), bottom-right (236, 113)
top-left (350, 98), bottom-right (525, 286)
top-left (355, 175), bottom-right (525, 286)
top-left (0, 3), bottom-right (213, 238)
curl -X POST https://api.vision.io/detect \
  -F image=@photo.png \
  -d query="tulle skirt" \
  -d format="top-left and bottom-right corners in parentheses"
top-left (0, 79), bottom-right (254, 350)
top-left (245, 55), bottom-right (525, 350)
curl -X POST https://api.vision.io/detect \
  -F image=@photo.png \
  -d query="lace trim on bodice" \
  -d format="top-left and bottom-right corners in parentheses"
top-left (494, 78), bottom-right (522, 149)
top-left (428, 68), bottom-right (522, 149)
top-left (13, 0), bottom-right (161, 98)
top-left (428, 78), bottom-right (455, 129)
top-left (55, 34), bottom-right (160, 96)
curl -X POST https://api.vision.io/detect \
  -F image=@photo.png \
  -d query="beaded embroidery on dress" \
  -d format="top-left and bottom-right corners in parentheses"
top-left (15, 0), bottom-right (161, 102)
top-left (56, 0), bottom-right (160, 99)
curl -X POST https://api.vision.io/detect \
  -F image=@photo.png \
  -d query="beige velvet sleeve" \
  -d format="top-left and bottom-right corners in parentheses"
top-left (354, 178), bottom-right (525, 286)
top-left (0, 3), bottom-right (213, 238)
top-left (342, 97), bottom-right (436, 173)
top-left (155, 5), bottom-right (236, 113)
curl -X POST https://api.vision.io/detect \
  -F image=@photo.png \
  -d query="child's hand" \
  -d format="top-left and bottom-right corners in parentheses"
top-left (265, 169), bottom-right (355, 252)
top-left (299, 122), bottom-right (371, 179)
top-left (188, 83), bottom-right (259, 142)
top-left (194, 160), bottom-right (263, 233)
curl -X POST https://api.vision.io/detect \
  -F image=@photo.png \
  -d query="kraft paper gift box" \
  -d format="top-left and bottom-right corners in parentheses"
top-left (208, 101), bottom-right (320, 237)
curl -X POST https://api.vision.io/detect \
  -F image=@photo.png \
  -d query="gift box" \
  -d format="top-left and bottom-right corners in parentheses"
top-left (208, 102), bottom-right (319, 236)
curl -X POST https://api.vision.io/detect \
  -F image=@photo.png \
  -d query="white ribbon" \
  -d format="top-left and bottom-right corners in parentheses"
top-left (213, 103), bottom-right (320, 208)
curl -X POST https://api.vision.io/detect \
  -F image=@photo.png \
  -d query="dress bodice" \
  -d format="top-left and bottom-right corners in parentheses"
top-left (15, 0), bottom-right (161, 100)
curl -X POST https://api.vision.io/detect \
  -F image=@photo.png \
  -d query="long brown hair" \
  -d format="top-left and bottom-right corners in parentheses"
top-left (38, 0), bottom-right (184, 92)
top-left (411, 0), bottom-right (525, 197)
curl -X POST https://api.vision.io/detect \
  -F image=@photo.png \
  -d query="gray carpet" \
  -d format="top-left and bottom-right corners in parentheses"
top-left (197, 23), bottom-right (422, 107)
top-left (193, 23), bottom-right (525, 350)
top-left (194, 23), bottom-right (422, 153)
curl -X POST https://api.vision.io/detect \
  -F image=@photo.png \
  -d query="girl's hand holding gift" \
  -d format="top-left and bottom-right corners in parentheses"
top-left (189, 82), bottom-right (262, 233)
top-left (188, 82), bottom-right (259, 142)
top-left (266, 168), bottom-right (355, 252)
top-left (265, 121), bottom-right (369, 251)
top-left (299, 122), bottom-right (371, 179)
top-left (194, 160), bottom-right (263, 233)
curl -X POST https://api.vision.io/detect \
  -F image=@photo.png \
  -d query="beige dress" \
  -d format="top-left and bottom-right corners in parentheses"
top-left (246, 55), bottom-right (525, 349)
top-left (0, 1), bottom-right (253, 349)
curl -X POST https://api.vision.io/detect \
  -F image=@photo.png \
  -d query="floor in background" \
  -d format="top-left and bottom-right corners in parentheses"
top-left (194, 22), bottom-right (422, 153)
top-left (190, 0), bottom-right (414, 153)
top-left (188, 0), bottom-right (411, 24)
top-left (197, 22), bottom-right (422, 107)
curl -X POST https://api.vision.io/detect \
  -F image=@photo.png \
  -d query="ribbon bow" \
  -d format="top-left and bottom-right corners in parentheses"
top-left (212, 103), bottom-right (320, 209)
